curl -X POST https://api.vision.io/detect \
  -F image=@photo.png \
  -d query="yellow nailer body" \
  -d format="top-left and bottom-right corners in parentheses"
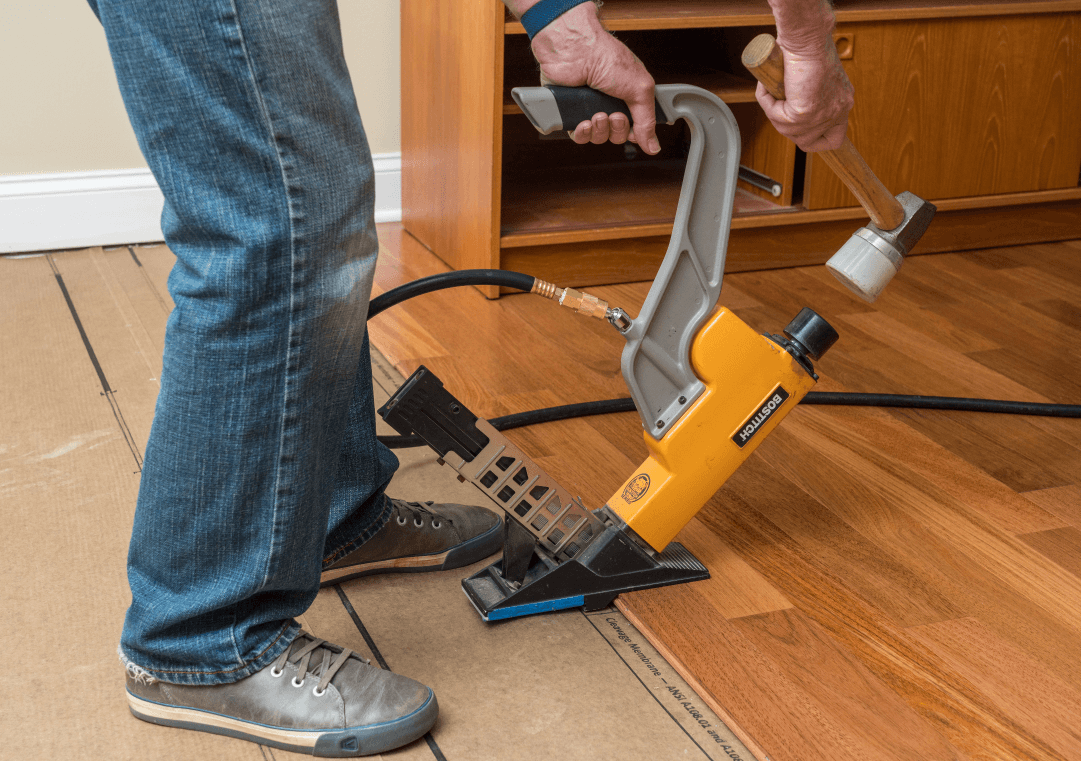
top-left (609, 305), bottom-right (818, 551)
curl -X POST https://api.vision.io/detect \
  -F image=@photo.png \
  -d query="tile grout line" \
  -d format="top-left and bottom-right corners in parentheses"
top-left (47, 253), bottom-right (144, 472)
top-left (333, 584), bottom-right (448, 761)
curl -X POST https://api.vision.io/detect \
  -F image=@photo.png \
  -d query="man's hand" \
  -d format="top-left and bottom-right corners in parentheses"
top-left (509, 1), bottom-right (659, 153)
top-left (758, 0), bottom-right (854, 152)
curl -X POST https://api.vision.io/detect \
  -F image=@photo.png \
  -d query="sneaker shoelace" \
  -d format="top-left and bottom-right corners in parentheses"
top-left (390, 499), bottom-right (450, 530)
top-left (271, 633), bottom-right (370, 696)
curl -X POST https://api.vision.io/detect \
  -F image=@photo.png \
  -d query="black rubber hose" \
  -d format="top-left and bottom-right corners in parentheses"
top-left (369, 270), bottom-right (535, 319)
top-left (378, 399), bottom-right (636, 449)
top-left (377, 393), bottom-right (1080, 448)
top-left (367, 271), bottom-right (1080, 448)
top-left (802, 392), bottom-right (1081, 417)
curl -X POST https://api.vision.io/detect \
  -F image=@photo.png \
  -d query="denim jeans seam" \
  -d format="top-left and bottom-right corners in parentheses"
top-left (119, 619), bottom-right (298, 682)
top-left (321, 494), bottom-right (393, 568)
top-left (224, 0), bottom-right (305, 594)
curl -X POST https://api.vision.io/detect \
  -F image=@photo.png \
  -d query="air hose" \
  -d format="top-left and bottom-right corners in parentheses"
top-left (368, 270), bottom-right (1081, 449)
top-left (369, 270), bottom-right (535, 319)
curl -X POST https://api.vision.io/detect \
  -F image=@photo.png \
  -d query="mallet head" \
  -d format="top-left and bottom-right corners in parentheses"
top-left (826, 191), bottom-right (936, 302)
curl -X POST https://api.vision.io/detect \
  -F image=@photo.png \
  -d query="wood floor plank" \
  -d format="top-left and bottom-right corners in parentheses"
top-left (908, 617), bottom-right (1081, 761)
top-left (367, 304), bottom-right (449, 363)
top-left (725, 266), bottom-right (877, 321)
top-left (801, 348), bottom-right (1077, 492)
top-left (1022, 298), bottom-right (1081, 332)
top-left (722, 452), bottom-right (968, 628)
top-left (731, 608), bottom-right (964, 761)
top-left (768, 409), bottom-right (1081, 692)
top-left (783, 409), bottom-right (1081, 631)
top-left (1022, 485), bottom-right (1081, 528)
top-left (1012, 241), bottom-right (1081, 290)
top-left (836, 311), bottom-right (1048, 403)
top-left (795, 306), bottom-right (1081, 492)
top-left (622, 583), bottom-right (873, 761)
top-left (967, 345), bottom-right (1081, 408)
top-left (1018, 527), bottom-right (1081, 579)
top-left (687, 495), bottom-right (1056, 761)
top-left (789, 406), bottom-right (1069, 536)
top-left (800, 266), bottom-right (1002, 354)
top-left (675, 517), bottom-right (793, 620)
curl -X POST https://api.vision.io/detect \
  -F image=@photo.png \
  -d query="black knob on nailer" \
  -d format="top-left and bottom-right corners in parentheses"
top-left (783, 307), bottom-right (838, 361)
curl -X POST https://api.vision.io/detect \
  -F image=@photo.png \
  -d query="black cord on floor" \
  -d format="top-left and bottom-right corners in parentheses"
top-left (368, 271), bottom-right (1081, 449)
top-left (376, 393), bottom-right (1081, 448)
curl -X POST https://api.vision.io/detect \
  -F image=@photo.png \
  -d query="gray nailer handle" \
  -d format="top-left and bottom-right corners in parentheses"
top-left (513, 84), bottom-right (742, 438)
top-left (741, 34), bottom-right (905, 231)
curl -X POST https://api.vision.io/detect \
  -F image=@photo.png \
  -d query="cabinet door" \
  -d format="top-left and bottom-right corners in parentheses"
top-left (804, 13), bottom-right (1081, 209)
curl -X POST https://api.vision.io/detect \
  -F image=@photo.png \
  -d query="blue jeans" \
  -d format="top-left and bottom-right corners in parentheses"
top-left (90, 0), bottom-right (399, 685)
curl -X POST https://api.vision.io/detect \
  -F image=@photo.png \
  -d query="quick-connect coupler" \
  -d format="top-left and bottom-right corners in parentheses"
top-left (531, 278), bottom-right (629, 330)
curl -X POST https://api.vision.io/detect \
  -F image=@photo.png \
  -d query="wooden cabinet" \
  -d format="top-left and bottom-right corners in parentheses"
top-left (402, 0), bottom-right (1081, 296)
top-left (806, 13), bottom-right (1081, 208)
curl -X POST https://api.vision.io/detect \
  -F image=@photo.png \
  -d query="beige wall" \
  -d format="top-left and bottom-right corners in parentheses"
top-left (0, 0), bottom-right (401, 177)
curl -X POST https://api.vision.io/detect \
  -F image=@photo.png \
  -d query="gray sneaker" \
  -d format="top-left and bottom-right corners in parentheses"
top-left (126, 632), bottom-right (437, 757)
top-left (321, 498), bottom-right (501, 586)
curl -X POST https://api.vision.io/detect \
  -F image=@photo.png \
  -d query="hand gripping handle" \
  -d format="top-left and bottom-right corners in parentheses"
top-left (741, 34), bottom-right (905, 231)
top-left (511, 85), bottom-right (667, 133)
top-left (512, 84), bottom-right (742, 438)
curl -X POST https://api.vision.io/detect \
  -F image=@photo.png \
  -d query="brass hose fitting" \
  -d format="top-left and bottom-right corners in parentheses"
top-left (531, 278), bottom-right (609, 320)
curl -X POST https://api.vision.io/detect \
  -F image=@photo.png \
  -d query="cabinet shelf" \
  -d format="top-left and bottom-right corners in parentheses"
top-left (500, 160), bottom-right (786, 247)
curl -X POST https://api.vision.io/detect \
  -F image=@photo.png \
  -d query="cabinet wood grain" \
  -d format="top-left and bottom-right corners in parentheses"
top-left (806, 14), bottom-right (1081, 209)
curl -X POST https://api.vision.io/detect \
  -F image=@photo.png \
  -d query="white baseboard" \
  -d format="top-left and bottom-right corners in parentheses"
top-left (0, 153), bottom-right (402, 254)
top-left (372, 152), bottom-right (402, 224)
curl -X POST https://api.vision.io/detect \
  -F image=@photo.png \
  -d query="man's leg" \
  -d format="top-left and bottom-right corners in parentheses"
top-left (90, 0), bottom-right (446, 753)
top-left (95, 0), bottom-right (388, 683)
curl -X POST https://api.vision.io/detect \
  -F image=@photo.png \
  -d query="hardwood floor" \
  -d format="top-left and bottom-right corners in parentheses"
top-left (372, 224), bottom-right (1081, 761)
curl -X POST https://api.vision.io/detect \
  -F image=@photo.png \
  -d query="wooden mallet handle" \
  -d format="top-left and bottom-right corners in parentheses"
top-left (741, 33), bottom-right (905, 231)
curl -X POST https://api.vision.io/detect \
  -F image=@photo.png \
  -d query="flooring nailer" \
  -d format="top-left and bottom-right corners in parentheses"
top-left (378, 44), bottom-right (935, 621)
